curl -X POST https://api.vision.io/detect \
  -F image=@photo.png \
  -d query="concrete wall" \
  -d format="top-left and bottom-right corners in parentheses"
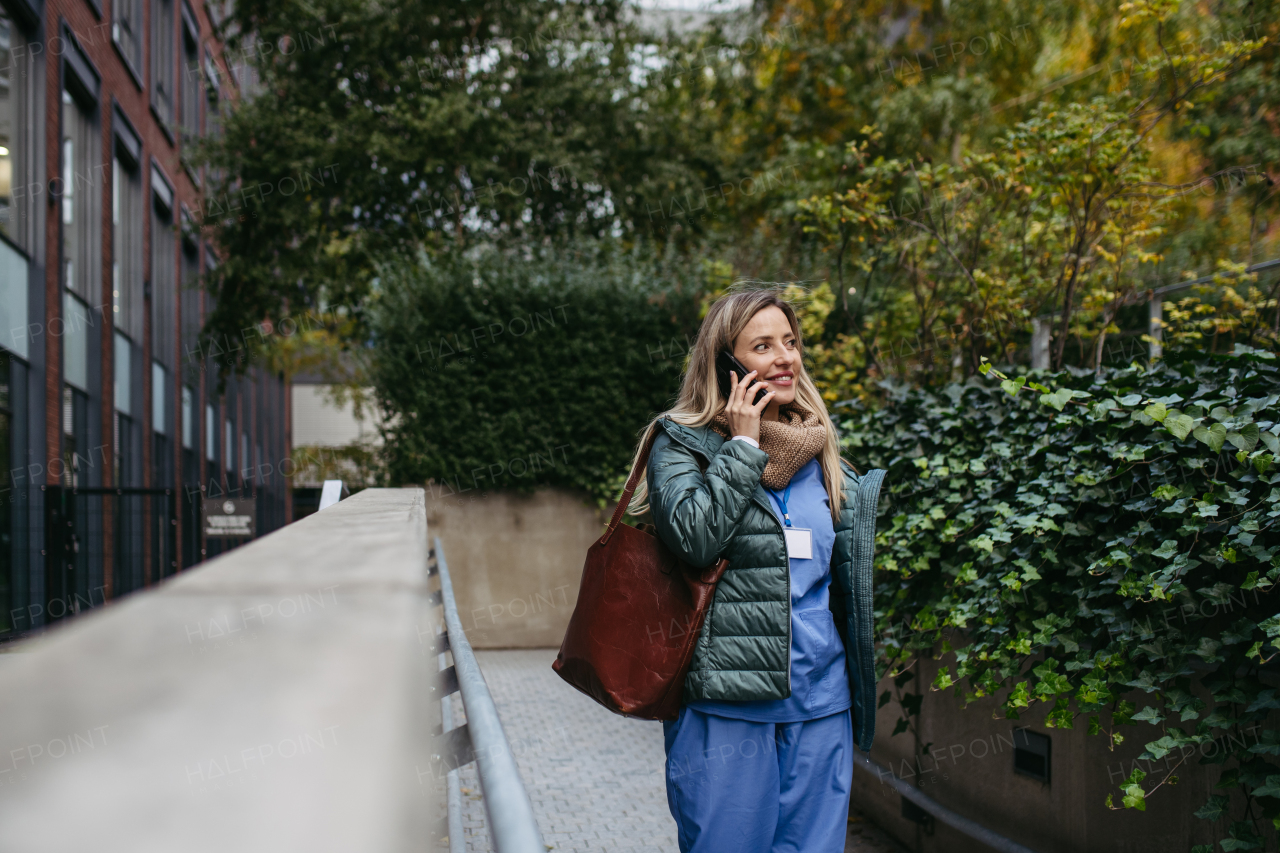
top-left (425, 487), bottom-right (606, 649)
top-left (291, 384), bottom-right (383, 448)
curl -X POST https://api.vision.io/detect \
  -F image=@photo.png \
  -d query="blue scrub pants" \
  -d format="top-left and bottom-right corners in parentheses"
top-left (662, 706), bottom-right (853, 853)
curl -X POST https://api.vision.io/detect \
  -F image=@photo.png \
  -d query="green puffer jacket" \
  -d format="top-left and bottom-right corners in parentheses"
top-left (646, 416), bottom-right (886, 751)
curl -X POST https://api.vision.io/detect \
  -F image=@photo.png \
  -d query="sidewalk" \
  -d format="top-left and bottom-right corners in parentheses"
top-left (442, 649), bottom-right (908, 853)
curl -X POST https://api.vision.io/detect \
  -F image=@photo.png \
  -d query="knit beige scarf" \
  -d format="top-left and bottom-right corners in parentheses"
top-left (709, 402), bottom-right (827, 489)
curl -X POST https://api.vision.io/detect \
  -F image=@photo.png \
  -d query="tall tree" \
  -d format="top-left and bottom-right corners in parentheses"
top-left (198, 0), bottom-right (717, 373)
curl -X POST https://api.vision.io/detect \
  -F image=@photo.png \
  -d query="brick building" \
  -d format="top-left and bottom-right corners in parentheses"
top-left (0, 0), bottom-right (289, 636)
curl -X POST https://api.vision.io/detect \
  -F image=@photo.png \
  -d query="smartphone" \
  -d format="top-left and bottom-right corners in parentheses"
top-left (715, 350), bottom-right (769, 405)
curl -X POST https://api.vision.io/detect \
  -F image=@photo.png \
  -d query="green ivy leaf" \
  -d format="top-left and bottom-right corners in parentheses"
top-left (1041, 388), bottom-right (1074, 411)
top-left (1220, 822), bottom-right (1263, 851)
top-left (1194, 422), bottom-right (1228, 453)
top-left (1246, 690), bottom-right (1280, 713)
top-left (1165, 413), bottom-right (1195, 440)
top-left (1251, 775), bottom-right (1280, 799)
top-left (1131, 706), bottom-right (1165, 725)
top-left (1248, 731), bottom-right (1280, 756)
top-left (1144, 402), bottom-right (1168, 422)
top-left (1143, 735), bottom-right (1181, 760)
top-left (1193, 794), bottom-right (1229, 821)
top-left (1227, 422), bottom-right (1260, 453)
top-left (1120, 766), bottom-right (1148, 811)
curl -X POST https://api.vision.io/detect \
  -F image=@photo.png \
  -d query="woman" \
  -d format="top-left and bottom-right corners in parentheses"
top-left (624, 289), bottom-right (885, 853)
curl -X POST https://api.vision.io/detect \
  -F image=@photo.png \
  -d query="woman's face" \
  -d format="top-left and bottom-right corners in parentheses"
top-left (732, 306), bottom-right (801, 412)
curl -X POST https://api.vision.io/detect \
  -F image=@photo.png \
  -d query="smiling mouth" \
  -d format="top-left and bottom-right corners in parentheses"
top-left (765, 374), bottom-right (794, 383)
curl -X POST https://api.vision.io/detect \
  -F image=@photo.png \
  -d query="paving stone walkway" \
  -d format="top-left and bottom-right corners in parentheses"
top-left (438, 649), bottom-right (909, 853)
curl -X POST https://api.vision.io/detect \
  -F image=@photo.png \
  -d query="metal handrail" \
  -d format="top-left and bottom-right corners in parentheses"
top-left (434, 536), bottom-right (544, 852)
top-left (438, 637), bottom-right (465, 853)
top-left (854, 753), bottom-right (1041, 853)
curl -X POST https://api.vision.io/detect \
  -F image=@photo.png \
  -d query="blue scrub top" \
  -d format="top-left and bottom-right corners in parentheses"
top-left (687, 457), bottom-right (852, 722)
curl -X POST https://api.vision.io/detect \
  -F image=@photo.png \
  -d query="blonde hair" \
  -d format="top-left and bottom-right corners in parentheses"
top-left (625, 287), bottom-right (847, 521)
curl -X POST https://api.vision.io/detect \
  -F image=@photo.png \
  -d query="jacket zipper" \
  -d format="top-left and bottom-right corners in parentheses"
top-left (659, 422), bottom-right (793, 699)
top-left (779, 513), bottom-right (792, 697)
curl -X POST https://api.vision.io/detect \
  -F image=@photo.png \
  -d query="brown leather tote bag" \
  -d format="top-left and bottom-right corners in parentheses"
top-left (552, 428), bottom-right (729, 721)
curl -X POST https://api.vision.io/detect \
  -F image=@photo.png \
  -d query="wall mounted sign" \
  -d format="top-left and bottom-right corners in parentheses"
top-left (203, 498), bottom-right (255, 538)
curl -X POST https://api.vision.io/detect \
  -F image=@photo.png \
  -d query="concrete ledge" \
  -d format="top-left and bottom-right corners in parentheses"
top-left (0, 488), bottom-right (437, 853)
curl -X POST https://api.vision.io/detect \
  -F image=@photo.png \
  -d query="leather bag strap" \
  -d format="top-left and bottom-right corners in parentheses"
top-left (600, 422), bottom-right (661, 545)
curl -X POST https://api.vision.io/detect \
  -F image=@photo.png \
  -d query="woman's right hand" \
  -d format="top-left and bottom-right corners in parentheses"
top-left (725, 369), bottom-right (775, 443)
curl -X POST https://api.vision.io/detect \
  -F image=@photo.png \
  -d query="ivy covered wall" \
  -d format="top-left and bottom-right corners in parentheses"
top-left (840, 348), bottom-right (1280, 849)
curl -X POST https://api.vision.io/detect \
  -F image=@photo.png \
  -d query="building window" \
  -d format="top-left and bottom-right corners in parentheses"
top-left (0, 12), bottom-right (28, 362)
top-left (205, 403), bottom-right (215, 462)
top-left (114, 331), bottom-right (132, 415)
top-left (180, 230), bottom-right (200, 382)
top-left (0, 11), bottom-right (34, 249)
top-left (63, 292), bottom-right (89, 391)
top-left (152, 0), bottom-right (176, 129)
top-left (204, 49), bottom-right (222, 183)
top-left (61, 112), bottom-right (72, 286)
top-left (63, 385), bottom-right (87, 488)
top-left (0, 14), bottom-right (15, 238)
top-left (151, 169), bottom-right (175, 367)
top-left (152, 361), bottom-right (168, 436)
top-left (0, 238), bottom-right (27, 360)
top-left (0, 351), bottom-right (10, 633)
top-left (182, 386), bottom-right (194, 450)
top-left (113, 0), bottom-right (143, 79)
top-left (114, 334), bottom-right (135, 491)
top-left (180, 8), bottom-right (200, 142)
top-left (224, 419), bottom-right (233, 472)
top-left (62, 91), bottom-right (101, 301)
top-left (113, 154), bottom-right (143, 340)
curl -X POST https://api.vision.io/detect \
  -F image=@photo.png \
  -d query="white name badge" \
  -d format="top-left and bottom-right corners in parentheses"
top-left (783, 527), bottom-right (813, 560)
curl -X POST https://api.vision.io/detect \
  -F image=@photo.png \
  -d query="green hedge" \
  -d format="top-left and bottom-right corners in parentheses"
top-left (840, 348), bottom-right (1280, 847)
top-left (369, 242), bottom-right (707, 502)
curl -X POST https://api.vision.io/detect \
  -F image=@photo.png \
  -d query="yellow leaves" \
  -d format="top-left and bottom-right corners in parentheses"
top-left (1117, 0), bottom-right (1178, 29)
top-left (322, 232), bottom-right (355, 259)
